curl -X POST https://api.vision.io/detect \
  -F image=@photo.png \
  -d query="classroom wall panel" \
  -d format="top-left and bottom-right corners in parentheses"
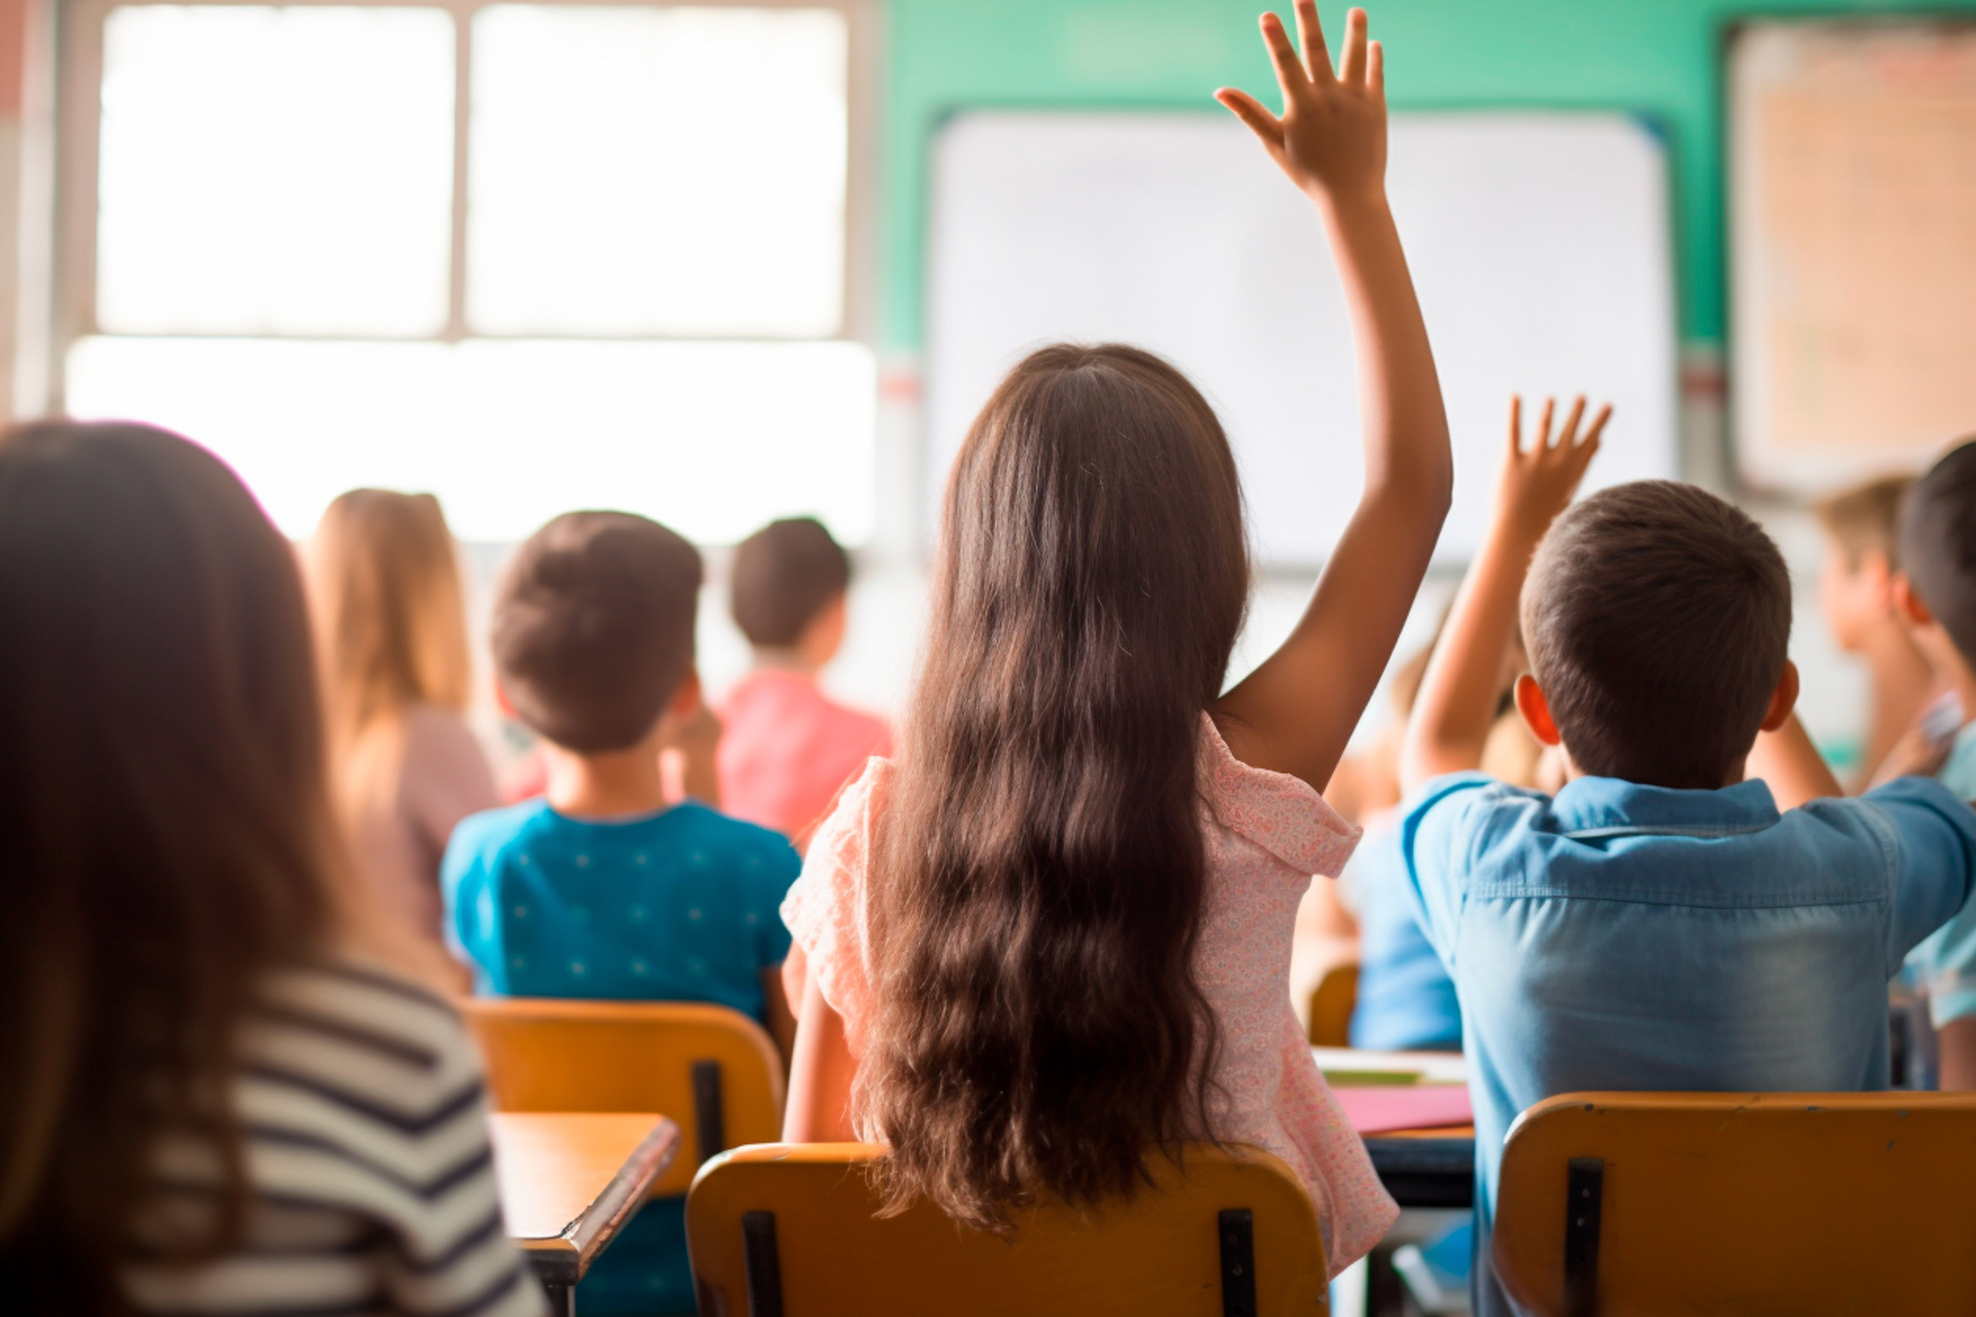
top-left (881, 0), bottom-right (1976, 354)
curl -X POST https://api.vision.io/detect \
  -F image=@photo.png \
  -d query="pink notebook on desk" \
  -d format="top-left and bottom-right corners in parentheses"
top-left (1333, 1085), bottom-right (1473, 1135)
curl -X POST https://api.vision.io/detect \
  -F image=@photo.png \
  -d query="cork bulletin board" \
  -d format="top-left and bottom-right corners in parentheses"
top-left (1730, 19), bottom-right (1976, 492)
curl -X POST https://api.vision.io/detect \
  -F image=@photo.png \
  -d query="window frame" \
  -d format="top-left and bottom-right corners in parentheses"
top-left (52, 0), bottom-right (877, 408)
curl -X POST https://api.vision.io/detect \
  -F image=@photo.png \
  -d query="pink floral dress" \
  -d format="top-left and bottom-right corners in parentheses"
top-left (780, 713), bottom-right (1400, 1274)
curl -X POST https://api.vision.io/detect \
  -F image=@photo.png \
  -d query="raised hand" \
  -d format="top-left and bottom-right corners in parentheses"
top-left (1216, 3), bottom-right (1386, 204)
top-left (1497, 395), bottom-right (1610, 543)
top-left (1397, 395), bottom-right (1607, 791)
top-left (1211, 2), bottom-right (1452, 795)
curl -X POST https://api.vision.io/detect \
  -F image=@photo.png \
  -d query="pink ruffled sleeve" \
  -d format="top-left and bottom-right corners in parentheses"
top-left (778, 758), bottom-right (891, 1054)
top-left (1197, 714), bottom-right (1362, 878)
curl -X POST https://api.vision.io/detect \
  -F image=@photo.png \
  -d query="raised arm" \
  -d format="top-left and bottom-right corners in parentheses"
top-left (1212, 4), bottom-right (1454, 792)
top-left (1400, 397), bottom-right (1606, 794)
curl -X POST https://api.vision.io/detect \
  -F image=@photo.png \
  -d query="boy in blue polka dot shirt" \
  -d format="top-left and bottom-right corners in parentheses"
top-left (443, 511), bottom-right (800, 1315)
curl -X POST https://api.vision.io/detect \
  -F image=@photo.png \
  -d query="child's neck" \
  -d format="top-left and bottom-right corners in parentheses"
top-left (544, 739), bottom-right (670, 820)
top-left (752, 646), bottom-right (821, 676)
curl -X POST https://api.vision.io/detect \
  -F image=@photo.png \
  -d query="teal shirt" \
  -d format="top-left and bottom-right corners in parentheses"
top-left (443, 798), bottom-right (798, 1018)
top-left (441, 798), bottom-right (800, 1316)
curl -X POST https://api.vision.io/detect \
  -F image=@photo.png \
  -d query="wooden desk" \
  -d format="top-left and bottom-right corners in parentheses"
top-left (491, 1112), bottom-right (681, 1317)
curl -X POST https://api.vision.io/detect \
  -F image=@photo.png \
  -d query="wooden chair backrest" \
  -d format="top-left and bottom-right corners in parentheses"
top-left (460, 997), bottom-right (783, 1197)
top-left (1307, 961), bottom-right (1360, 1047)
top-left (1494, 1090), bottom-right (1976, 1316)
top-left (686, 1142), bottom-right (1327, 1317)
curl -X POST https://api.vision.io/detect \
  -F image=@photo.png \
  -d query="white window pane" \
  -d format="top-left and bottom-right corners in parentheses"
top-left (470, 6), bottom-right (847, 337)
top-left (65, 336), bottom-right (875, 545)
top-left (97, 6), bottom-right (455, 336)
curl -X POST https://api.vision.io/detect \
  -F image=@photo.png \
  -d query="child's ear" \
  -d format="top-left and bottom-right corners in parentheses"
top-left (1514, 674), bottom-right (1563, 748)
top-left (1759, 659), bottom-right (1801, 734)
top-left (1894, 572), bottom-right (1936, 627)
top-left (1859, 546), bottom-right (1894, 589)
top-left (493, 679), bottom-right (517, 720)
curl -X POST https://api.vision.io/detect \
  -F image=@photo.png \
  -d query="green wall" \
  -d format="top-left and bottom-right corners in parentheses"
top-left (881, 0), bottom-right (1976, 352)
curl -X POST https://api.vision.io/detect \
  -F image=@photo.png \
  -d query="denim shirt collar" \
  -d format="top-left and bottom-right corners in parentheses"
top-left (1548, 775), bottom-right (1782, 840)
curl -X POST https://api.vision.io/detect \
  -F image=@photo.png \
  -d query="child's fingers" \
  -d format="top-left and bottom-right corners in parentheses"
top-left (1581, 403), bottom-right (1614, 450)
top-left (1261, 13), bottom-right (1308, 94)
top-left (1553, 396), bottom-right (1587, 451)
top-left (1336, 7), bottom-right (1368, 86)
top-left (1294, 0), bottom-right (1337, 84)
top-left (1216, 88), bottom-right (1285, 151)
top-left (1536, 397), bottom-right (1556, 450)
top-left (1367, 39), bottom-right (1385, 96)
top-left (1507, 395), bottom-right (1524, 457)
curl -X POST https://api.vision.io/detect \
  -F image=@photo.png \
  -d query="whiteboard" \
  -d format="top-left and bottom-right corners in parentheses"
top-left (1729, 20), bottom-right (1976, 493)
top-left (926, 111), bottom-right (1678, 567)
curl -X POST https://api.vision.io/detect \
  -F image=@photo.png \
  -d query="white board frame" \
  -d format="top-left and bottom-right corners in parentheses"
top-left (926, 108), bottom-right (1680, 569)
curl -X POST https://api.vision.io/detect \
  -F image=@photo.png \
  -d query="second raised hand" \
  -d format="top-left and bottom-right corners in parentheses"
top-left (1498, 394), bottom-right (1612, 542)
top-left (1215, 3), bottom-right (1387, 205)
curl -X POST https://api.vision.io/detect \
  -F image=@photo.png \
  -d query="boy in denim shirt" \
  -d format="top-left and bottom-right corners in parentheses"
top-left (444, 511), bottom-right (799, 1315)
top-left (1398, 400), bottom-right (1976, 1315)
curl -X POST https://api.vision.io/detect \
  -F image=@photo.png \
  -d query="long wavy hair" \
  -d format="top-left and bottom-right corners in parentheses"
top-left (862, 344), bottom-right (1251, 1231)
top-left (305, 489), bottom-right (473, 824)
top-left (0, 423), bottom-right (347, 1309)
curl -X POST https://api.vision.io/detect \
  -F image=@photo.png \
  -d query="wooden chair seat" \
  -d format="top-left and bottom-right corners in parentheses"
top-left (1494, 1090), bottom-right (1976, 1316)
top-left (686, 1142), bottom-right (1328, 1317)
top-left (1307, 960), bottom-right (1360, 1047)
top-left (460, 996), bottom-right (783, 1197)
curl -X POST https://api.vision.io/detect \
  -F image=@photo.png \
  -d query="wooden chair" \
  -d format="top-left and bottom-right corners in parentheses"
top-left (1493, 1090), bottom-right (1976, 1316)
top-left (460, 997), bottom-right (784, 1197)
top-left (686, 1142), bottom-right (1326, 1317)
top-left (1306, 961), bottom-right (1360, 1047)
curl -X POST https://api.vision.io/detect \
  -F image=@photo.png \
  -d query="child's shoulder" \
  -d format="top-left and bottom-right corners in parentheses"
top-left (669, 799), bottom-right (802, 864)
top-left (445, 796), bottom-right (557, 860)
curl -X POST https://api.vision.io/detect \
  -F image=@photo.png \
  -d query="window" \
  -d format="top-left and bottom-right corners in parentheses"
top-left (58, 0), bottom-right (873, 543)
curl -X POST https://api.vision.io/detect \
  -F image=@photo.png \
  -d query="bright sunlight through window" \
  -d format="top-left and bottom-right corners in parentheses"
top-left (72, 3), bottom-right (870, 545)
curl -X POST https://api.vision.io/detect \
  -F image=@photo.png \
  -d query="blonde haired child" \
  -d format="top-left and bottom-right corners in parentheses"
top-left (1811, 474), bottom-right (1935, 789)
top-left (780, 4), bottom-right (1451, 1272)
top-left (307, 488), bottom-right (499, 939)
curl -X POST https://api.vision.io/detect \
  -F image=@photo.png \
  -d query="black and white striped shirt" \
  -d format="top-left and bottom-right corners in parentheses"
top-left (123, 959), bottom-right (548, 1317)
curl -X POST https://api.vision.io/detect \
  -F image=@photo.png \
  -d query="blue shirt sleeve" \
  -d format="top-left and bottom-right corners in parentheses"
top-left (440, 825), bottom-right (500, 993)
top-left (1395, 772), bottom-right (1507, 969)
top-left (1859, 775), bottom-right (1976, 992)
top-left (752, 836), bottom-right (801, 969)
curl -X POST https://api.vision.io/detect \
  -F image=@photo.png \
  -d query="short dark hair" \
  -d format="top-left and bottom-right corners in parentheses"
top-left (1522, 481), bottom-right (1791, 790)
top-left (1814, 474), bottom-right (1913, 569)
top-left (1901, 438), bottom-right (1976, 666)
top-left (729, 517), bottom-right (850, 648)
top-left (493, 512), bottom-right (702, 753)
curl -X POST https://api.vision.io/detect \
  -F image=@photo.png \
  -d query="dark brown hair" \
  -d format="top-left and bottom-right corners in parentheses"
top-left (1900, 438), bottom-right (1976, 665)
top-left (730, 516), bottom-right (851, 648)
top-left (1522, 480), bottom-right (1791, 790)
top-left (0, 422), bottom-right (342, 1308)
top-left (492, 511), bottom-right (702, 753)
top-left (862, 344), bottom-right (1249, 1231)
top-left (1814, 473), bottom-right (1914, 570)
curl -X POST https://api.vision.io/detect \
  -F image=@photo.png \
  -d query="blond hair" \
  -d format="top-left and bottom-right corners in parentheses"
top-left (1813, 473), bottom-right (1914, 570)
top-left (306, 490), bottom-right (472, 821)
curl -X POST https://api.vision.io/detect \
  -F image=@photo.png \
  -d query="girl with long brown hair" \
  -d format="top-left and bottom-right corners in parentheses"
top-left (0, 422), bottom-right (544, 1316)
top-left (780, 3), bottom-right (1452, 1273)
top-left (307, 488), bottom-right (499, 940)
